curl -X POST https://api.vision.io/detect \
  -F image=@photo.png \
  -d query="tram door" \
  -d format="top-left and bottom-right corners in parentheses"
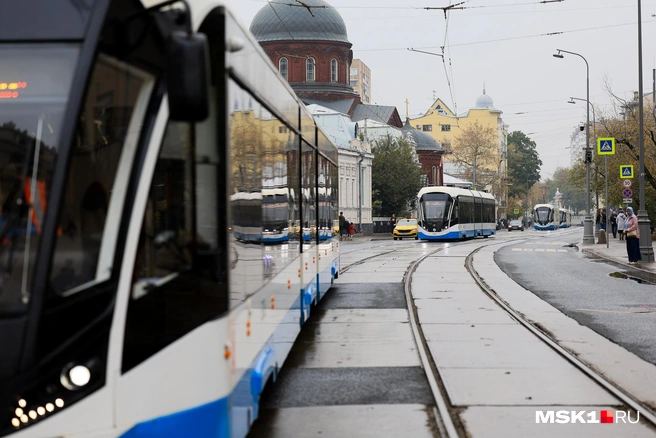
top-left (475, 197), bottom-right (482, 235)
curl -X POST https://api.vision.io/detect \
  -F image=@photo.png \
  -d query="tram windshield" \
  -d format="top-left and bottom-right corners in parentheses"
top-left (421, 194), bottom-right (449, 220)
top-left (0, 44), bottom-right (79, 315)
top-left (263, 193), bottom-right (288, 229)
top-left (535, 207), bottom-right (552, 224)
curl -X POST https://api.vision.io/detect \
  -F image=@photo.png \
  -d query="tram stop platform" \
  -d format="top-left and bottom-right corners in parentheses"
top-left (580, 233), bottom-right (656, 283)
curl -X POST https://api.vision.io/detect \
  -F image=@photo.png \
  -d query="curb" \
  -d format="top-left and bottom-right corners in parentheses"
top-left (580, 247), bottom-right (656, 284)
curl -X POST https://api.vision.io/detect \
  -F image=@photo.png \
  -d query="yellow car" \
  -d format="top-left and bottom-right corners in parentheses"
top-left (393, 218), bottom-right (418, 240)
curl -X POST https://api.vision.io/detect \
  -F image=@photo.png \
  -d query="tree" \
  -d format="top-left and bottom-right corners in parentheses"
top-left (371, 135), bottom-right (423, 217)
top-left (507, 131), bottom-right (542, 198)
top-left (543, 166), bottom-right (587, 213)
top-left (451, 120), bottom-right (498, 189)
top-left (576, 82), bottom-right (656, 224)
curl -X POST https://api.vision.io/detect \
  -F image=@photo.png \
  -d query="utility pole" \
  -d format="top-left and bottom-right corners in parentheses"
top-left (637, 0), bottom-right (655, 260)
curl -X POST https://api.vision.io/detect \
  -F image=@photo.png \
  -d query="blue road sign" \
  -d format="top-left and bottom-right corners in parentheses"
top-left (620, 165), bottom-right (634, 178)
top-left (623, 188), bottom-right (633, 198)
top-left (597, 137), bottom-right (615, 155)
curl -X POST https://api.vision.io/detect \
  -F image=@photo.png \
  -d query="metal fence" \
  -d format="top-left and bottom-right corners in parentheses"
top-left (373, 217), bottom-right (394, 233)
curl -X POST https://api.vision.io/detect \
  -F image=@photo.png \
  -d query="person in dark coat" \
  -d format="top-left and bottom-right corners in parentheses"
top-left (610, 210), bottom-right (618, 238)
top-left (339, 211), bottom-right (347, 237)
top-left (624, 207), bottom-right (641, 264)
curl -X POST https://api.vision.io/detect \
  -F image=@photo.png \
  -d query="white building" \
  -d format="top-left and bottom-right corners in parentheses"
top-left (569, 127), bottom-right (586, 165)
top-left (308, 104), bottom-right (375, 234)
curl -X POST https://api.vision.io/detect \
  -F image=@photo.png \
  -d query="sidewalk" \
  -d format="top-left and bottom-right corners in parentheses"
top-left (580, 231), bottom-right (656, 283)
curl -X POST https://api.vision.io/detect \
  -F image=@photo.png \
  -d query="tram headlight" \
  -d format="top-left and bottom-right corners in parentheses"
top-left (60, 359), bottom-right (97, 391)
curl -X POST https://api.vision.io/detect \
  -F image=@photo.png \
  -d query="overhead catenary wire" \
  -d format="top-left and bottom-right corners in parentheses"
top-left (356, 19), bottom-right (656, 52)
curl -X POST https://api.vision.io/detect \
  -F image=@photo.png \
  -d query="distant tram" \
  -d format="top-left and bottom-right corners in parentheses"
top-left (417, 186), bottom-right (496, 240)
top-left (534, 203), bottom-right (563, 230)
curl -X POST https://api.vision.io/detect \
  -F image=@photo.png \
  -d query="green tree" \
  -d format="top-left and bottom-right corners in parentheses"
top-left (507, 131), bottom-right (542, 198)
top-left (371, 135), bottom-right (423, 217)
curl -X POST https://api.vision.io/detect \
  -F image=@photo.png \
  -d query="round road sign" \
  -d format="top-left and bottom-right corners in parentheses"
top-left (623, 179), bottom-right (632, 188)
top-left (623, 188), bottom-right (633, 198)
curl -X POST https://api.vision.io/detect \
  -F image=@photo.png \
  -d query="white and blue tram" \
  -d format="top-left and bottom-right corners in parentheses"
top-left (0, 1), bottom-right (340, 437)
top-left (231, 191), bottom-right (263, 243)
top-left (533, 203), bottom-right (559, 230)
top-left (559, 208), bottom-right (573, 229)
top-left (262, 188), bottom-right (291, 244)
top-left (417, 186), bottom-right (497, 240)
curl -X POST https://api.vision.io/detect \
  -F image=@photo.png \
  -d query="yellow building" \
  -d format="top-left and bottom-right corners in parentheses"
top-left (409, 89), bottom-right (509, 218)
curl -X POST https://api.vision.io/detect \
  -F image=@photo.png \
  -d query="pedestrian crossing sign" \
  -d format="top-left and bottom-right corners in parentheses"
top-left (597, 137), bottom-right (615, 155)
top-left (620, 165), bottom-right (634, 179)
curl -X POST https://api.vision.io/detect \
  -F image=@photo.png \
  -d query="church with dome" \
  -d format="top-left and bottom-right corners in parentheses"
top-left (408, 88), bottom-right (509, 219)
top-left (249, 0), bottom-right (447, 232)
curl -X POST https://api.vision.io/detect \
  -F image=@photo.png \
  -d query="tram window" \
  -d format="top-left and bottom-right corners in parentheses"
top-left (123, 120), bottom-right (228, 372)
top-left (50, 55), bottom-right (152, 296)
top-left (0, 44), bottom-right (78, 315)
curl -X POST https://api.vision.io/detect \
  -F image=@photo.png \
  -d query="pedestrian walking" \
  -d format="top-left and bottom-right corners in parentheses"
top-left (624, 207), bottom-right (641, 264)
top-left (610, 210), bottom-right (618, 238)
top-left (339, 211), bottom-right (347, 238)
top-left (390, 214), bottom-right (396, 234)
top-left (617, 209), bottom-right (627, 240)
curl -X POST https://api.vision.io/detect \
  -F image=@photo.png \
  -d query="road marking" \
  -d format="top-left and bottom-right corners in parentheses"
top-left (546, 249), bottom-right (556, 252)
top-left (523, 248), bottom-right (533, 252)
top-left (557, 249), bottom-right (568, 252)
top-left (534, 249), bottom-right (545, 252)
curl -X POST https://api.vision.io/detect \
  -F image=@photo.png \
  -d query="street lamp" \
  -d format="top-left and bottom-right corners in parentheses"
top-left (569, 97), bottom-right (611, 247)
top-left (637, 0), bottom-right (655, 260)
top-left (553, 49), bottom-right (594, 244)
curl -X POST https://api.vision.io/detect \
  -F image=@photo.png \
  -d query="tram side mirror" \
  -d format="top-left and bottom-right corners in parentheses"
top-left (167, 31), bottom-right (209, 121)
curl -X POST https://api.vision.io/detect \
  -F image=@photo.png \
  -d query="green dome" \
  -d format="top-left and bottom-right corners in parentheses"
top-left (250, 0), bottom-right (349, 44)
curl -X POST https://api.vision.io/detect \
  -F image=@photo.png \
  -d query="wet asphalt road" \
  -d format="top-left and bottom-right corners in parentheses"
top-left (495, 228), bottom-right (656, 365)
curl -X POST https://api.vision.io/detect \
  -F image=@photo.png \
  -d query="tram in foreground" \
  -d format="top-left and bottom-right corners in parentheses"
top-left (0, 1), bottom-right (339, 437)
top-left (416, 186), bottom-right (496, 240)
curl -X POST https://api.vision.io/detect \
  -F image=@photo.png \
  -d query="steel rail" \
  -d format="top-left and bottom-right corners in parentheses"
top-left (466, 242), bottom-right (656, 427)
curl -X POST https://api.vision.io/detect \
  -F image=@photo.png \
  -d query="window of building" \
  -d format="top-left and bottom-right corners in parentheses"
top-left (279, 57), bottom-right (288, 81)
top-left (278, 126), bottom-right (288, 134)
top-left (441, 124), bottom-right (451, 132)
top-left (331, 59), bottom-right (338, 82)
top-left (306, 57), bottom-right (316, 81)
top-left (422, 125), bottom-right (432, 132)
top-left (350, 67), bottom-right (358, 76)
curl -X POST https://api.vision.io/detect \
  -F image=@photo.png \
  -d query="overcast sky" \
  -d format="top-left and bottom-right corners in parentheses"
top-left (229, 0), bottom-right (656, 181)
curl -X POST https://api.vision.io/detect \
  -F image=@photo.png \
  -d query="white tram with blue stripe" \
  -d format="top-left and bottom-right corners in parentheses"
top-left (0, 1), bottom-right (340, 437)
top-left (534, 203), bottom-right (570, 230)
top-left (559, 208), bottom-right (573, 228)
top-left (417, 186), bottom-right (497, 240)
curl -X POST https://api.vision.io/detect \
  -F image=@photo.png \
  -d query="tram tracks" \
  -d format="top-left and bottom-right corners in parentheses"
top-left (465, 243), bottom-right (656, 427)
top-left (399, 238), bottom-right (656, 437)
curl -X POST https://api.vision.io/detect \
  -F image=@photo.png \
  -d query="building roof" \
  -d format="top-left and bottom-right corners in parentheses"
top-left (401, 119), bottom-right (444, 152)
top-left (250, 0), bottom-right (350, 44)
top-left (443, 173), bottom-right (472, 186)
top-left (351, 104), bottom-right (403, 128)
top-left (303, 98), bottom-right (357, 115)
